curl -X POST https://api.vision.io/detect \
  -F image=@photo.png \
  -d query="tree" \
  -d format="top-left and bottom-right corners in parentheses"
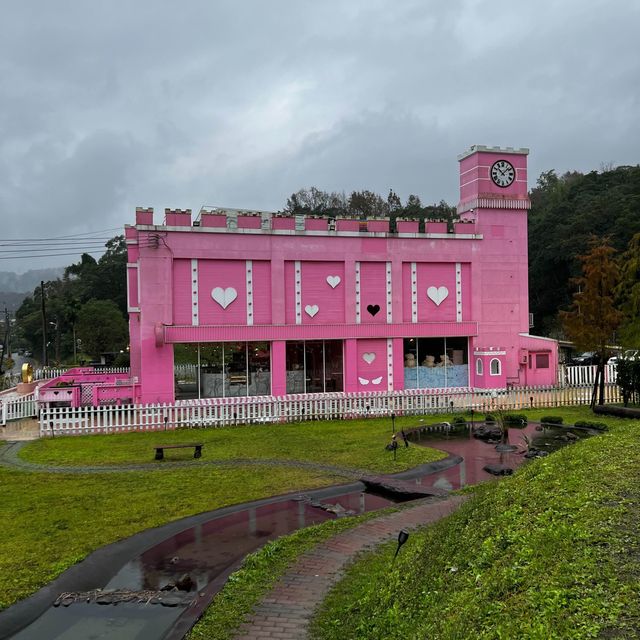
top-left (76, 299), bottom-right (128, 359)
top-left (615, 232), bottom-right (640, 347)
top-left (561, 238), bottom-right (622, 406)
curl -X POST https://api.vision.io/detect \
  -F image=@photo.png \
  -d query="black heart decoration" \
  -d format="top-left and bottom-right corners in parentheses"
top-left (367, 304), bottom-right (380, 317)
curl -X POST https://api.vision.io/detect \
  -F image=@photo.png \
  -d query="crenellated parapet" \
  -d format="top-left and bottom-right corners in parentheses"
top-left (130, 206), bottom-right (479, 237)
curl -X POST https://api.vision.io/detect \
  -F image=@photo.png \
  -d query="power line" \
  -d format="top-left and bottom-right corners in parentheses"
top-left (0, 227), bottom-right (122, 242)
top-left (0, 250), bottom-right (106, 261)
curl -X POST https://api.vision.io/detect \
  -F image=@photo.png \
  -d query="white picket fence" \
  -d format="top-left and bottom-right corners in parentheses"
top-left (560, 364), bottom-right (617, 387)
top-left (0, 393), bottom-right (37, 425)
top-left (33, 366), bottom-right (130, 381)
top-left (38, 383), bottom-right (622, 436)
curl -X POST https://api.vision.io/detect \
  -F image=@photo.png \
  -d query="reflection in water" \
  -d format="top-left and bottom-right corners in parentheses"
top-left (410, 421), bottom-right (592, 491)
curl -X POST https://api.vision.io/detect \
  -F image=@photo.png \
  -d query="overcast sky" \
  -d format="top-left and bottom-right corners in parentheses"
top-left (1, 0), bottom-right (639, 272)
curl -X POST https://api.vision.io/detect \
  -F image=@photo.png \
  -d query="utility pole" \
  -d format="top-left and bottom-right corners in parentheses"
top-left (41, 281), bottom-right (48, 367)
top-left (0, 306), bottom-right (7, 375)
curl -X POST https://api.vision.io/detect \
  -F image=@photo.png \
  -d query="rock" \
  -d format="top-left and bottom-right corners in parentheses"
top-left (565, 431), bottom-right (579, 440)
top-left (495, 444), bottom-right (518, 452)
top-left (483, 464), bottom-right (513, 476)
top-left (175, 573), bottom-right (194, 592)
top-left (473, 424), bottom-right (503, 441)
top-left (524, 449), bottom-right (549, 459)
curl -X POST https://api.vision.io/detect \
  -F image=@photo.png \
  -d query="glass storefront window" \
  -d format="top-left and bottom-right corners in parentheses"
top-left (249, 342), bottom-right (271, 395)
top-left (175, 342), bottom-right (271, 399)
top-left (286, 340), bottom-right (343, 394)
top-left (403, 337), bottom-right (469, 389)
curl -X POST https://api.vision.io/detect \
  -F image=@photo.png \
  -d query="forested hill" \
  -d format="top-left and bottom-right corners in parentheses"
top-left (528, 165), bottom-right (640, 336)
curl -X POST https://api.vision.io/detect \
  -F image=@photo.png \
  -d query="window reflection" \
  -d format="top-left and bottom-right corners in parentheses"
top-left (286, 340), bottom-right (343, 394)
top-left (199, 342), bottom-right (271, 398)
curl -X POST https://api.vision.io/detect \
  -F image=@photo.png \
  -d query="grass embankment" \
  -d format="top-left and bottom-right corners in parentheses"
top-left (18, 415), bottom-right (446, 472)
top-left (1, 416), bottom-right (444, 611)
top-left (311, 413), bottom-right (640, 639)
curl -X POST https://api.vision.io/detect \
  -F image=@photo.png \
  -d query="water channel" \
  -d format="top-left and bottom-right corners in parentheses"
top-left (5, 421), bottom-right (593, 640)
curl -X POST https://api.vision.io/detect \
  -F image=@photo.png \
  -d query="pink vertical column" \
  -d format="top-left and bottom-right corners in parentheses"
top-left (270, 259), bottom-right (287, 394)
top-left (344, 339), bottom-right (358, 392)
top-left (138, 254), bottom-right (176, 403)
top-left (271, 259), bottom-right (285, 324)
top-left (271, 341), bottom-right (287, 396)
top-left (392, 338), bottom-right (405, 390)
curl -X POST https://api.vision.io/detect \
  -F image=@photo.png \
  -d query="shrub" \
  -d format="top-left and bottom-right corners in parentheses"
top-left (484, 414), bottom-right (496, 423)
top-left (540, 415), bottom-right (563, 425)
top-left (574, 420), bottom-right (608, 431)
top-left (452, 415), bottom-right (467, 426)
top-left (503, 413), bottom-right (528, 426)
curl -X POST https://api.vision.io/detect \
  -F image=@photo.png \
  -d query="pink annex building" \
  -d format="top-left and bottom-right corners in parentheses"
top-left (125, 145), bottom-right (557, 405)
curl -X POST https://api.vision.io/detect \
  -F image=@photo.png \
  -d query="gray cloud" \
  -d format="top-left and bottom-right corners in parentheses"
top-left (1, 0), bottom-right (639, 270)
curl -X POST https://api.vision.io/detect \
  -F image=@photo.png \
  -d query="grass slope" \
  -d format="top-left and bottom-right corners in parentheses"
top-left (311, 415), bottom-right (640, 639)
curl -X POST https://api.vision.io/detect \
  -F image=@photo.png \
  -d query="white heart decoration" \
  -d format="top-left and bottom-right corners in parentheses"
top-left (427, 285), bottom-right (449, 306)
top-left (211, 286), bottom-right (238, 309)
top-left (362, 352), bottom-right (376, 364)
top-left (371, 376), bottom-right (383, 385)
top-left (358, 377), bottom-right (370, 385)
top-left (305, 304), bottom-right (319, 317)
top-left (326, 275), bottom-right (341, 288)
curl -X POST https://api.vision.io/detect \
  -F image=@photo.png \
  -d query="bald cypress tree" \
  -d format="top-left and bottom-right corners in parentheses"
top-left (561, 238), bottom-right (622, 406)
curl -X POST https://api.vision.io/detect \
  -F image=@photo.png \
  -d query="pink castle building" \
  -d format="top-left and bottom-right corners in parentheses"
top-left (124, 145), bottom-right (557, 404)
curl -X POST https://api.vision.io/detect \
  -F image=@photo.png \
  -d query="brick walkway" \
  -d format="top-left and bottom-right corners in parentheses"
top-left (234, 494), bottom-right (466, 639)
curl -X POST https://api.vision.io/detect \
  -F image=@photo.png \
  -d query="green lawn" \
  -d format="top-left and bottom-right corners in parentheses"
top-left (18, 415), bottom-right (447, 472)
top-left (310, 410), bottom-right (640, 639)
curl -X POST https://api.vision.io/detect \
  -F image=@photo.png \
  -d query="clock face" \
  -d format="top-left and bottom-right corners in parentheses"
top-left (490, 159), bottom-right (516, 188)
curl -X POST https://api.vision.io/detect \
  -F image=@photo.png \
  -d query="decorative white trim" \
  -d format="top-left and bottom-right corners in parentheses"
top-left (191, 259), bottom-right (199, 326)
top-left (386, 338), bottom-right (394, 391)
top-left (474, 350), bottom-right (507, 356)
top-left (457, 197), bottom-right (531, 214)
top-left (355, 261), bottom-right (361, 324)
top-left (457, 145), bottom-right (529, 161)
top-left (246, 260), bottom-right (253, 326)
top-left (385, 261), bottom-right (392, 323)
top-left (295, 260), bottom-right (302, 325)
top-left (455, 262), bottom-right (462, 322)
top-left (126, 264), bottom-right (140, 313)
top-left (411, 262), bottom-right (417, 323)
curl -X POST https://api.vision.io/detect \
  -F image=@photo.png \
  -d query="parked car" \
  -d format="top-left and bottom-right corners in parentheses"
top-left (571, 352), bottom-right (600, 366)
top-left (607, 356), bottom-right (619, 365)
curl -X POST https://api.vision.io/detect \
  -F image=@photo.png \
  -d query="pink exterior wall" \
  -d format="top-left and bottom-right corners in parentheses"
top-left (121, 145), bottom-right (557, 403)
top-left (359, 262), bottom-right (387, 324)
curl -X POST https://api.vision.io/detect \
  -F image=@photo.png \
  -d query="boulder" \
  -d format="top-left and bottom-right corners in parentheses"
top-left (482, 464), bottom-right (513, 476)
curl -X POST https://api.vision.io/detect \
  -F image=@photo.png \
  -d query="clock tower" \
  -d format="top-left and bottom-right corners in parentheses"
top-left (457, 145), bottom-right (541, 387)
top-left (457, 144), bottom-right (530, 215)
